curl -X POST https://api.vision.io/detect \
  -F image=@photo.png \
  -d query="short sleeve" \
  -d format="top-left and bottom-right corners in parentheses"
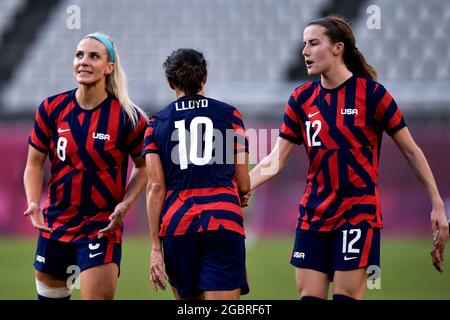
top-left (142, 116), bottom-right (159, 157)
top-left (231, 108), bottom-right (249, 154)
top-left (372, 84), bottom-right (406, 135)
top-left (279, 93), bottom-right (303, 145)
top-left (29, 100), bottom-right (52, 154)
top-left (125, 111), bottom-right (148, 158)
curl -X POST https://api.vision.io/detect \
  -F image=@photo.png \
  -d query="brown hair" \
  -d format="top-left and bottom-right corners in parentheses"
top-left (163, 48), bottom-right (207, 96)
top-left (308, 16), bottom-right (377, 80)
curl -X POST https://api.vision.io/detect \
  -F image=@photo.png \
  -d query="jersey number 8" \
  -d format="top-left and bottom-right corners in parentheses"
top-left (57, 137), bottom-right (67, 161)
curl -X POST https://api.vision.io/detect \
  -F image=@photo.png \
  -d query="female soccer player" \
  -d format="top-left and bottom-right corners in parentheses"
top-left (247, 16), bottom-right (448, 300)
top-left (143, 48), bottom-right (250, 300)
top-left (23, 33), bottom-right (148, 300)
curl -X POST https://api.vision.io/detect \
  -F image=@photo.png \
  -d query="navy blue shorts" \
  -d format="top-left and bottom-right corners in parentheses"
top-left (162, 230), bottom-right (249, 298)
top-left (290, 224), bottom-right (380, 279)
top-left (34, 234), bottom-right (121, 280)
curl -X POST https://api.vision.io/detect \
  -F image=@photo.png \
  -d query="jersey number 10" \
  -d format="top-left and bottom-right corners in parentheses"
top-left (174, 117), bottom-right (213, 170)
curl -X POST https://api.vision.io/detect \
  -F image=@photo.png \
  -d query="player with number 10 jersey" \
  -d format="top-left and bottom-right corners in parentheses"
top-left (143, 48), bottom-right (250, 300)
top-left (143, 97), bottom-right (248, 237)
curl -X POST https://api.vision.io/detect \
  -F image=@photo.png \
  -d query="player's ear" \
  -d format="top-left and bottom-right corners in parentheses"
top-left (104, 62), bottom-right (114, 76)
top-left (168, 80), bottom-right (176, 90)
top-left (333, 42), bottom-right (344, 57)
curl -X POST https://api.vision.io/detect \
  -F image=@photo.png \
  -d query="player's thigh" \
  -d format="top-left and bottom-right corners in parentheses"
top-left (163, 233), bottom-right (203, 299)
top-left (80, 263), bottom-right (119, 300)
top-left (76, 240), bottom-right (121, 300)
top-left (35, 270), bottom-right (68, 288)
top-left (34, 235), bottom-right (75, 287)
top-left (295, 268), bottom-right (329, 299)
top-left (200, 230), bottom-right (248, 298)
top-left (290, 229), bottom-right (332, 298)
top-left (333, 269), bottom-right (367, 299)
top-left (332, 226), bottom-right (380, 299)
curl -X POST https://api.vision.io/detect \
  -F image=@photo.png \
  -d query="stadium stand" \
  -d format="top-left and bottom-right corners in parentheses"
top-left (353, 0), bottom-right (450, 111)
top-left (0, 0), bottom-right (329, 113)
top-left (0, 0), bottom-right (25, 41)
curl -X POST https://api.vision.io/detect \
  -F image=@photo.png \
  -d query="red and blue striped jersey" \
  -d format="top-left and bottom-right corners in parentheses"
top-left (29, 89), bottom-right (147, 243)
top-left (279, 75), bottom-right (406, 232)
top-left (142, 95), bottom-right (248, 237)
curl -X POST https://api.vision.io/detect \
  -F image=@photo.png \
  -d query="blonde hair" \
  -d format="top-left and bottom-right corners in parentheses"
top-left (85, 33), bottom-right (148, 127)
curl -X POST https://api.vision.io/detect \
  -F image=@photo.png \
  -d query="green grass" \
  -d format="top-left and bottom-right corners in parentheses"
top-left (0, 236), bottom-right (449, 299)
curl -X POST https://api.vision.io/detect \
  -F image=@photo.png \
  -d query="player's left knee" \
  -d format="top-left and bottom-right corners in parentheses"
top-left (36, 279), bottom-right (72, 300)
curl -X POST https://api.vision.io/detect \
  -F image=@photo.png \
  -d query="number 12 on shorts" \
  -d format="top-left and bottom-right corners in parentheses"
top-left (342, 229), bottom-right (361, 254)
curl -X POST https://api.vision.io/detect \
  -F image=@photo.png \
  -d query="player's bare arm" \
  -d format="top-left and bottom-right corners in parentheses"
top-left (23, 146), bottom-right (52, 233)
top-left (145, 153), bottom-right (168, 291)
top-left (391, 127), bottom-right (448, 271)
top-left (249, 137), bottom-right (296, 191)
top-left (235, 152), bottom-right (250, 206)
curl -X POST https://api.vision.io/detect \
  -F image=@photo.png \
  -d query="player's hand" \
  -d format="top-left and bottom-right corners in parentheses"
top-left (240, 191), bottom-right (251, 207)
top-left (430, 206), bottom-right (448, 272)
top-left (23, 202), bottom-right (52, 233)
top-left (98, 202), bottom-right (129, 239)
top-left (431, 245), bottom-right (444, 273)
top-left (150, 248), bottom-right (168, 291)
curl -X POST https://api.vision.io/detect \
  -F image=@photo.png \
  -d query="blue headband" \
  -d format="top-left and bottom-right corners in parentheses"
top-left (84, 33), bottom-right (115, 63)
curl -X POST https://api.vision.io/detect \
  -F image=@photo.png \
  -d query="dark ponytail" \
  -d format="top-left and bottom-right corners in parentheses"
top-left (308, 16), bottom-right (377, 80)
top-left (163, 48), bottom-right (208, 96)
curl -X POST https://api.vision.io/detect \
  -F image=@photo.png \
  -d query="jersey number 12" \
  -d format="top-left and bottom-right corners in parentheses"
top-left (305, 120), bottom-right (321, 147)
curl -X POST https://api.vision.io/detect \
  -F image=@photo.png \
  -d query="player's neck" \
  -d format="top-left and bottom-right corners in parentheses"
top-left (76, 83), bottom-right (108, 110)
top-left (175, 88), bottom-right (205, 99)
top-left (320, 64), bottom-right (353, 90)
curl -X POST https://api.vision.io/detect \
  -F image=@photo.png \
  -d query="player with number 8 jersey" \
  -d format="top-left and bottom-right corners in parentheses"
top-left (29, 88), bottom-right (147, 243)
top-left (24, 33), bottom-right (148, 300)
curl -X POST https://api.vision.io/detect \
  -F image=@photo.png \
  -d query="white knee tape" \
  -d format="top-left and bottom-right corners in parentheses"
top-left (35, 279), bottom-right (72, 299)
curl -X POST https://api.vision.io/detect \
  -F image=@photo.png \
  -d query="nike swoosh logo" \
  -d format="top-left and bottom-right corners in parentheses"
top-left (89, 252), bottom-right (103, 258)
top-left (308, 111), bottom-right (320, 118)
top-left (58, 128), bottom-right (70, 133)
top-left (344, 256), bottom-right (358, 261)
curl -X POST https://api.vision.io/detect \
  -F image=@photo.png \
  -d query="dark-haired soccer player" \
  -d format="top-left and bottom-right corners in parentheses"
top-left (23, 33), bottom-right (148, 300)
top-left (247, 16), bottom-right (448, 300)
top-left (143, 48), bottom-right (250, 300)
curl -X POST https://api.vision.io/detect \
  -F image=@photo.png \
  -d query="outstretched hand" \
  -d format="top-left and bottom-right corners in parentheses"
top-left (98, 202), bottom-right (129, 239)
top-left (23, 202), bottom-right (52, 233)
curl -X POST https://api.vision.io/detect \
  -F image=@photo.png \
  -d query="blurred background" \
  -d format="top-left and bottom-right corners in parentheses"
top-left (0, 0), bottom-right (449, 299)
